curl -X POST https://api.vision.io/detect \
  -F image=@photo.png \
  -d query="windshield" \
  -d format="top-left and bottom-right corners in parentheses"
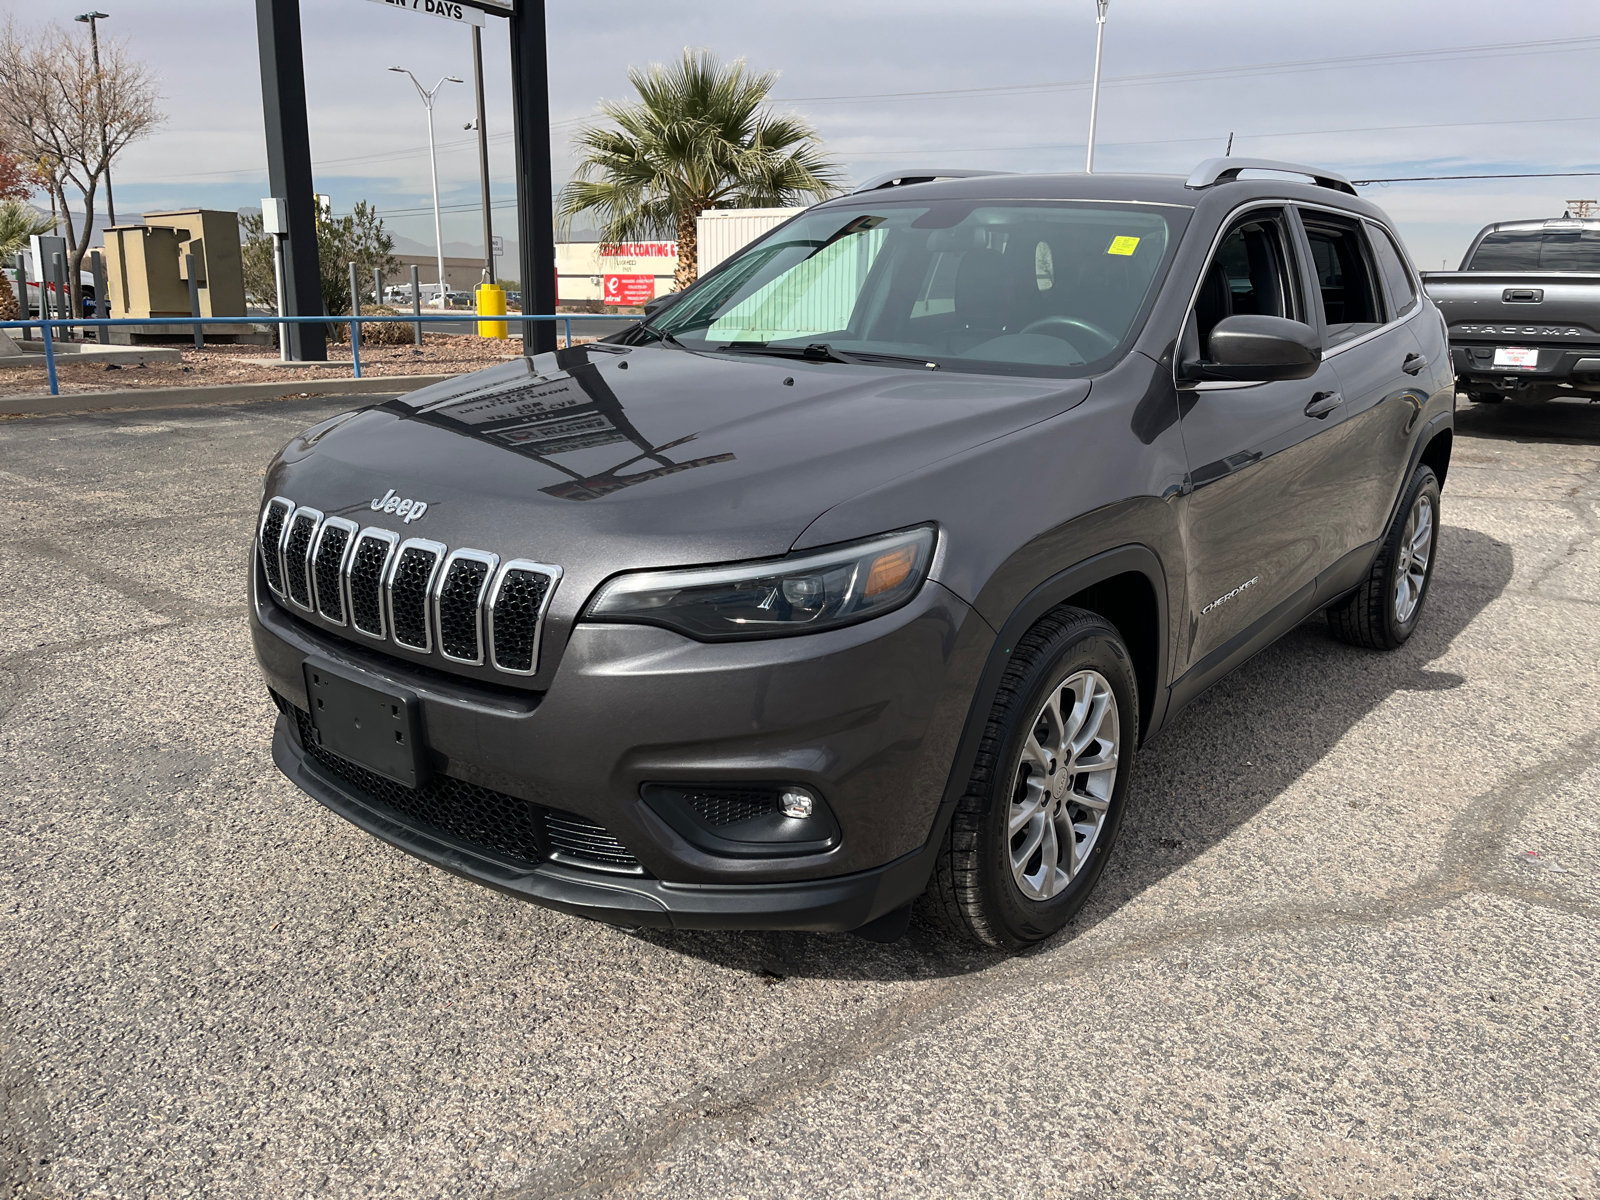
top-left (1468, 227), bottom-right (1600, 272)
top-left (644, 200), bottom-right (1182, 376)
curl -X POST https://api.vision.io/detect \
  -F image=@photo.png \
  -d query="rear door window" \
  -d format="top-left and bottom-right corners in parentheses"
top-left (1367, 223), bottom-right (1418, 317)
top-left (1299, 212), bottom-right (1385, 346)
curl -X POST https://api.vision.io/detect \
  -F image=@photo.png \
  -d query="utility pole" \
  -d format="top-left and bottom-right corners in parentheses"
top-left (390, 68), bottom-right (462, 308)
top-left (1085, 0), bottom-right (1109, 174)
top-left (470, 25), bottom-right (494, 284)
top-left (74, 11), bottom-right (114, 225)
top-left (256, 0), bottom-right (325, 360)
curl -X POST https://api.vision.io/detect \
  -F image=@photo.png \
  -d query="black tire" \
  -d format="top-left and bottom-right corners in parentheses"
top-left (1465, 391), bottom-right (1502, 404)
top-left (1327, 464), bottom-right (1441, 650)
top-left (925, 607), bottom-right (1139, 950)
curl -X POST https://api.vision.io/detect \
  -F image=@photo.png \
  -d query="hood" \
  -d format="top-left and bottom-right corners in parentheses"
top-left (267, 343), bottom-right (1088, 574)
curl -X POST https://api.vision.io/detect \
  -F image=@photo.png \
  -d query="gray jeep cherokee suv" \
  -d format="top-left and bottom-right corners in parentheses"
top-left (251, 158), bottom-right (1454, 948)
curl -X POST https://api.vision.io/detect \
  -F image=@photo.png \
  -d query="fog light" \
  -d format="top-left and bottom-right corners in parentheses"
top-left (779, 788), bottom-right (816, 819)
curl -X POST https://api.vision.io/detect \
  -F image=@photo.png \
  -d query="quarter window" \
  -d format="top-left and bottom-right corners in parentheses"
top-left (1300, 212), bottom-right (1384, 346)
top-left (1368, 223), bottom-right (1418, 317)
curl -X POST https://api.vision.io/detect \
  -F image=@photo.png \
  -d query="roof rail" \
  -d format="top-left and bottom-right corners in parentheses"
top-left (1186, 157), bottom-right (1357, 196)
top-left (850, 169), bottom-right (1014, 195)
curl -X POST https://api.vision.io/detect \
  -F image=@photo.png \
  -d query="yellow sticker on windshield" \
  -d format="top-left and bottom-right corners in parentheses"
top-left (1107, 236), bottom-right (1141, 256)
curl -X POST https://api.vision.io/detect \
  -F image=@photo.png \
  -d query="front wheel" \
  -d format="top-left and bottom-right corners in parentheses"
top-left (926, 608), bottom-right (1138, 949)
top-left (1327, 464), bottom-right (1441, 650)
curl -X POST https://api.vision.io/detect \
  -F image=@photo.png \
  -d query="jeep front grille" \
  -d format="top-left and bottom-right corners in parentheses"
top-left (347, 530), bottom-right (396, 639)
top-left (311, 518), bottom-right (357, 625)
top-left (258, 497), bottom-right (561, 677)
top-left (282, 508), bottom-right (320, 610)
top-left (389, 539), bottom-right (444, 652)
top-left (488, 563), bottom-right (556, 674)
top-left (258, 498), bottom-right (291, 595)
top-left (437, 550), bottom-right (497, 664)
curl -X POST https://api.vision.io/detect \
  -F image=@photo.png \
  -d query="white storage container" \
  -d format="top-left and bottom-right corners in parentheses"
top-left (696, 208), bottom-right (805, 274)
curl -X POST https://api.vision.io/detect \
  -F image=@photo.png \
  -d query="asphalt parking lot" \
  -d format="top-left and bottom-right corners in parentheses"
top-left (1, 393), bottom-right (1597, 1199)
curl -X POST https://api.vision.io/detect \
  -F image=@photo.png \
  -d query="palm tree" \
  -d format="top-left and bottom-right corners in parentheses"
top-left (0, 197), bottom-right (55, 322)
top-left (559, 50), bottom-right (844, 292)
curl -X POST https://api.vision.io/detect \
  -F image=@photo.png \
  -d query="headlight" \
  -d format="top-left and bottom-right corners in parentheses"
top-left (584, 525), bottom-right (936, 641)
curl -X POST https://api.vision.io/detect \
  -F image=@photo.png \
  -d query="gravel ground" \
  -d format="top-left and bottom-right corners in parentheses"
top-left (0, 393), bottom-right (1597, 1198)
top-left (0, 334), bottom-right (528, 399)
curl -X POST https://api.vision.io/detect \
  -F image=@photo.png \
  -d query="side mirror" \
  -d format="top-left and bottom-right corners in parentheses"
top-left (1186, 314), bottom-right (1321, 382)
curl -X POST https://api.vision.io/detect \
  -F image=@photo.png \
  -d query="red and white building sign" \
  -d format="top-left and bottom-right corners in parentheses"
top-left (602, 274), bottom-right (657, 305)
top-left (556, 240), bottom-right (677, 306)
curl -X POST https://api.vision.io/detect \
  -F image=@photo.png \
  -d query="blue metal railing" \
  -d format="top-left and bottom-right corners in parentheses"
top-left (0, 312), bottom-right (625, 396)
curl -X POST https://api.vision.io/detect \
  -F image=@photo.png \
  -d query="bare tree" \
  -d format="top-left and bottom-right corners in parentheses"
top-left (0, 18), bottom-right (161, 314)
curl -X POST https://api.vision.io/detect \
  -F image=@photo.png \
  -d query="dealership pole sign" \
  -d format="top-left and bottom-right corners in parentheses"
top-left (361, 0), bottom-right (485, 27)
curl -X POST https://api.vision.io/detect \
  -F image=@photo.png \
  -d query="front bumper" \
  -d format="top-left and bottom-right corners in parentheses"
top-left (274, 712), bottom-right (936, 931)
top-left (252, 557), bottom-right (994, 929)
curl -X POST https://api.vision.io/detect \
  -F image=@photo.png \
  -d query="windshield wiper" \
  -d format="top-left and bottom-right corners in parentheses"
top-left (634, 321), bottom-right (688, 349)
top-left (721, 342), bottom-right (940, 370)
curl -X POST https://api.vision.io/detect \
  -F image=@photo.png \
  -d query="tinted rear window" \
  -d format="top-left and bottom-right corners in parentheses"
top-left (1469, 229), bottom-right (1600, 272)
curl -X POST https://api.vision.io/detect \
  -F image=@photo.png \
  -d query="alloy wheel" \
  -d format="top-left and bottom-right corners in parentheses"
top-left (1394, 492), bottom-right (1434, 625)
top-left (1008, 669), bottom-right (1120, 901)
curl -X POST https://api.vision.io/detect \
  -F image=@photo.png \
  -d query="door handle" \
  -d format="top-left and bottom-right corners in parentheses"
top-left (1402, 353), bottom-right (1428, 376)
top-left (1305, 390), bottom-right (1343, 418)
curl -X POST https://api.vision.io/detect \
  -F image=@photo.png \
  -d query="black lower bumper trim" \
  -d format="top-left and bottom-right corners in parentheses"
top-left (271, 714), bottom-right (934, 932)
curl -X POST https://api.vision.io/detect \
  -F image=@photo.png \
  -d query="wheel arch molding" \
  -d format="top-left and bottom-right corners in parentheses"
top-left (914, 544), bottom-right (1171, 876)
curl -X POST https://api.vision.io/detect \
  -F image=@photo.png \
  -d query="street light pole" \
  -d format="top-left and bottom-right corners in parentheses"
top-left (1085, 0), bottom-right (1109, 174)
top-left (390, 67), bottom-right (462, 308)
top-left (74, 11), bottom-right (114, 225)
top-left (469, 25), bottom-right (494, 284)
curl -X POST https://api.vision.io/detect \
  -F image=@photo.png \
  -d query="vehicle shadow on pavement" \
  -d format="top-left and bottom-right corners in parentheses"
top-left (1069, 522), bottom-right (1511, 947)
top-left (632, 524), bottom-right (1512, 982)
top-left (1454, 395), bottom-right (1600, 444)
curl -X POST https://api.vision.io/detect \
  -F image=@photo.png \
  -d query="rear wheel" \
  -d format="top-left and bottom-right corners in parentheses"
top-left (1327, 464), bottom-right (1440, 650)
top-left (926, 608), bottom-right (1138, 949)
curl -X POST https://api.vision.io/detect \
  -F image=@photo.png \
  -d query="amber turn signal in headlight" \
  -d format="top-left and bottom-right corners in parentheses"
top-left (584, 526), bottom-right (937, 641)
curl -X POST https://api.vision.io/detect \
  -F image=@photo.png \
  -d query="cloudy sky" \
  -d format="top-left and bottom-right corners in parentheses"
top-left (16, 0), bottom-right (1600, 272)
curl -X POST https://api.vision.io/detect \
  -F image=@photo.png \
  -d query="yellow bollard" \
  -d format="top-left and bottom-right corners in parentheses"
top-left (476, 282), bottom-right (507, 339)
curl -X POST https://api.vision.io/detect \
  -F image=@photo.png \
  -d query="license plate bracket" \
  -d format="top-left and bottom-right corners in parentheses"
top-left (1493, 346), bottom-right (1538, 369)
top-left (302, 657), bottom-right (429, 788)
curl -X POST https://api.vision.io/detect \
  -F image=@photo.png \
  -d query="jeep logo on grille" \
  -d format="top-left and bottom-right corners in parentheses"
top-left (371, 488), bottom-right (429, 523)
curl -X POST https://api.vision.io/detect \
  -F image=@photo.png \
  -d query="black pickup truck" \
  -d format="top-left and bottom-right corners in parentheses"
top-left (1422, 217), bottom-right (1600, 404)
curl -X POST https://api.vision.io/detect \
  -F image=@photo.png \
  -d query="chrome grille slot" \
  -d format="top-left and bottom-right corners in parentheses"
top-left (544, 809), bottom-right (643, 873)
top-left (282, 508), bottom-right (321, 611)
top-left (259, 497), bottom-right (293, 596)
top-left (345, 529), bottom-right (397, 639)
top-left (488, 560), bottom-right (562, 675)
top-left (387, 538), bottom-right (445, 652)
top-left (435, 550), bottom-right (498, 665)
top-left (311, 517), bottom-right (357, 625)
